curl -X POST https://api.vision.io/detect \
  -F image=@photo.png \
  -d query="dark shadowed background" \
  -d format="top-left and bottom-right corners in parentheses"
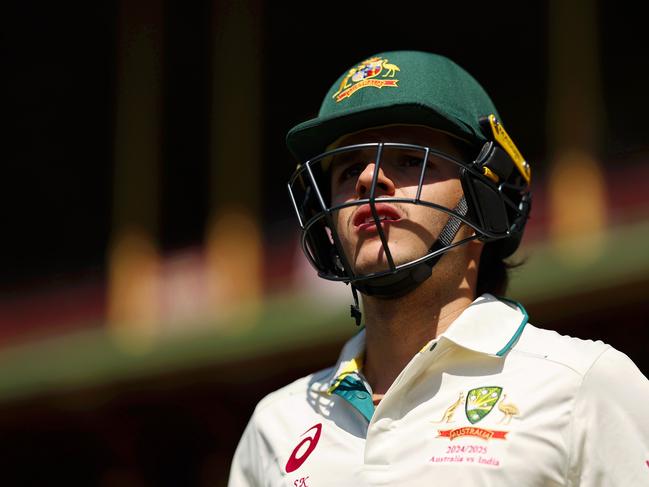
top-left (1, 0), bottom-right (648, 485)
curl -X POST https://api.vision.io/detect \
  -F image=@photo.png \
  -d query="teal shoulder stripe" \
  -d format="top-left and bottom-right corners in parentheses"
top-left (495, 297), bottom-right (529, 357)
top-left (330, 374), bottom-right (374, 422)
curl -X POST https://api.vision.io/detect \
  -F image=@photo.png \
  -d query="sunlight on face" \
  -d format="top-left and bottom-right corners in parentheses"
top-left (328, 125), bottom-right (474, 275)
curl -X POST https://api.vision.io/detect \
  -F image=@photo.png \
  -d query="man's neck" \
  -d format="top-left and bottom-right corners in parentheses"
top-left (361, 254), bottom-right (479, 396)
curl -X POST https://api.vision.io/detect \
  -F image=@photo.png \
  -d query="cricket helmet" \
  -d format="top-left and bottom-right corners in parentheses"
top-left (286, 51), bottom-right (532, 308)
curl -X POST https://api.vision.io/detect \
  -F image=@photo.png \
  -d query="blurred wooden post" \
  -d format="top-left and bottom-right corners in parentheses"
top-left (206, 0), bottom-right (263, 324)
top-left (548, 0), bottom-right (607, 263)
top-left (108, 0), bottom-right (164, 350)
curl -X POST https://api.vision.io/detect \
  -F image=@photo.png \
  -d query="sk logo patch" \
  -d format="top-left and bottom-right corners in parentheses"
top-left (466, 386), bottom-right (502, 424)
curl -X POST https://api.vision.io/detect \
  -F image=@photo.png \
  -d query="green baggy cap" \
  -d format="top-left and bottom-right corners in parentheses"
top-left (286, 50), bottom-right (500, 161)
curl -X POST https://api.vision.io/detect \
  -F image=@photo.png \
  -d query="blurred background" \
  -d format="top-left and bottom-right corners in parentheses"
top-left (2, 0), bottom-right (648, 485)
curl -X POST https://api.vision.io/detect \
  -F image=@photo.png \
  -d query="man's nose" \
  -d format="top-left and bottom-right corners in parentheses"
top-left (355, 162), bottom-right (396, 198)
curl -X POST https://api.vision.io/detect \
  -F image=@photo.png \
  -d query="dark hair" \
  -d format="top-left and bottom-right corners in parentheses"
top-left (476, 240), bottom-right (523, 297)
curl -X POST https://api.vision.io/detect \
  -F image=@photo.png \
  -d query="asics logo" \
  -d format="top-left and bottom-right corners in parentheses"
top-left (285, 423), bottom-right (322, 473)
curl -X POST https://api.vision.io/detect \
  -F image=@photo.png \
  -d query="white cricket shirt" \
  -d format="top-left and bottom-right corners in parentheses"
top-left (229, 294), bottom-right (649, 486)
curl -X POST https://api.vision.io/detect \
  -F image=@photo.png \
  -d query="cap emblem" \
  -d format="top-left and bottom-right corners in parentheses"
top-left (332, 56), bottom-right (400, 103)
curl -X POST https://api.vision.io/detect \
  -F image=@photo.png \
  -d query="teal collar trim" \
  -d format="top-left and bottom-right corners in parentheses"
top-left (495, 297), bottom-right (529, 357)
top-left (330, 374), bottom-right (374, 422)
top-left (437, 294), bottom-right (530, 358)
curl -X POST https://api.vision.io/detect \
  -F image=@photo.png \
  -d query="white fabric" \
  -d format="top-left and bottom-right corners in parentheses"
top-left (228, 294), bottom-right (649, 486)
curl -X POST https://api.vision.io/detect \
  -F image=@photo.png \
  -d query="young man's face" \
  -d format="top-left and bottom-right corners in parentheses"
top-left (328, 125), bottom-right (473, 276)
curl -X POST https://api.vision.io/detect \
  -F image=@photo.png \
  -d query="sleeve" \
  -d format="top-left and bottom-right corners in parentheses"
top-left (228, 413), bottom-right (268, 487)
top-left (567, 346), bottom-right (649, 486)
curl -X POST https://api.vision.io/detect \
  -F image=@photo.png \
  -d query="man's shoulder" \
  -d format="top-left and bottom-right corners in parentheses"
top-left (514, 322), bottom-right (611, 377)
top-left (252, 365), bottom-right (334, 418)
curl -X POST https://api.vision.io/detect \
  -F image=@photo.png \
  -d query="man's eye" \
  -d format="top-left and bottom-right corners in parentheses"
top-left (399, 156), bottom-right (424, 168)
top-left (338, 163), bottom-right (363, 181)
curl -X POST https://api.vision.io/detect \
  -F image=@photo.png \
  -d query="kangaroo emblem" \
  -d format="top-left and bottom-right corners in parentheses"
top-left (434, 392), bottom-right (465, 423)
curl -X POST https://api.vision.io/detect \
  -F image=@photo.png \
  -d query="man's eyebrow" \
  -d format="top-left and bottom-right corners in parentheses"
top-left (330, 150), bottom-right (361, 167)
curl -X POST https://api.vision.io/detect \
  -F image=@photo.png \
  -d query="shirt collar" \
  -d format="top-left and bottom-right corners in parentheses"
top-left (311, 294), bottom-right (528, 393)
top-left (310, 328), bottom-right (366, 394)
top-left (438, 293), bottom-right (528, 357)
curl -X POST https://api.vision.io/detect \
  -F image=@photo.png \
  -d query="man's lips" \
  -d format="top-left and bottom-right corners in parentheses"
top-left (352, 203), bottom-right (403, 232)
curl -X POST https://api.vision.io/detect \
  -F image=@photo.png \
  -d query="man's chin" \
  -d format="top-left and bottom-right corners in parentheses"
top-left (351, 254), bottom-right (420, 277)
top-left (351, 262), bottom-right (392, 277)
top-left (347, 239), bottom-right (431, 276)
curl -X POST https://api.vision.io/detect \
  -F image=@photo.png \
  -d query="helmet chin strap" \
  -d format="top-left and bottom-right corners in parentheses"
top-left (349, 197), bottom-right (469, 326)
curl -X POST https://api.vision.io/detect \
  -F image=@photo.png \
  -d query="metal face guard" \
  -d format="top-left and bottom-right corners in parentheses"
top-left (288, 142), bottom-right (506, 287)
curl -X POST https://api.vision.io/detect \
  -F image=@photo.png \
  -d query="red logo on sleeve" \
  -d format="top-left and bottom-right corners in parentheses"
top-left (285, 423), bottom-right (322, 473)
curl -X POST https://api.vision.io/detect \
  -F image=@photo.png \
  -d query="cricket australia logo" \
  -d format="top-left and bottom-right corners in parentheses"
top-left (466, 386), bottom-right (502, 424)
top-left (332, 56), bottom-right (400, 102)
top-left (433, 386), bottom-right (520, 441)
